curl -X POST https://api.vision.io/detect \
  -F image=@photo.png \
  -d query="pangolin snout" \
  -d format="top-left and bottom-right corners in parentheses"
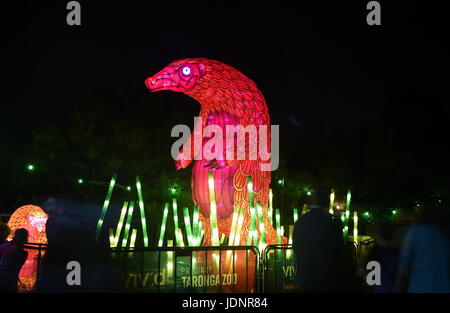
top-left (145, 76), bottom-right (157, 90)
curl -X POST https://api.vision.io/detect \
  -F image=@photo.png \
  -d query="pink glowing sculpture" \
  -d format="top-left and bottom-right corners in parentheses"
top-left (7, 205), bottom-right (48, 291)
top-left (146, 58), bottom-right (284, 245)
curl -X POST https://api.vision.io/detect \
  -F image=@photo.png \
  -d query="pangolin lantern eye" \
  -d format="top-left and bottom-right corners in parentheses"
top-left (181, 66), bottom-right (192, 76)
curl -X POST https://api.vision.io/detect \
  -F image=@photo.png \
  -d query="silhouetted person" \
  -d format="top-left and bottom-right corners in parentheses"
top-left (395, 201), bottom-right (450, 293)
top-left (366, 222), bottom-right (399, 293)
top-left (36, 198), bottom-right (115, 292)
top-left (0, 222), bottom-right (11, 245)
top-left (0, 228), bottom-right (29, 292)
top-left (293, 187), bottom-right (346, 292)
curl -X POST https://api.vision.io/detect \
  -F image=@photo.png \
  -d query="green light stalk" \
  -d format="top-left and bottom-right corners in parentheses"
top-left (293, 207), bottom-right (298, 223)
top-left (344, 189), bottom-right (351, 238)
top-left (225, 205), bottom-right (241, 272)
top-left (268, 189), bottom-right (273, 224)
top-left (232, 207), bottom-right (246, 246)
top-left (172, 198), bottom-right (181, 246)
top-left (329, 189), bottom-right (335, 214)
top-left (183, 207), bottom-right (194, 246)
top-left (108, 228), bottom-right (115, 248)
top-left (287, 225), bottom-right (294, 258)
top-left (167, 240), bottom-right (174, 283)
top-left (228, 205), bottom-right (240, 247)
top-left (96, 174), bottom-right (117, 241)
top-left (121, 201), bottom-right (134, 248)
top-left (275, 208), bottom-right (281, 244)
top-left (200, 227), bottom-right (204, 245)
top-left (112, 202), bottom-right (128, 247)
top-left (136, 176), bottom-right (149, 247)
top-left (256, 202), bottom-right (266, 252)
top-left (192, 205), bottom-right (200, 246)
top-left (128, 228), bottom-right (137, 258)
top-left (301, 203), bottom-right (308, 216)
top-left (208, 172), bottom-right (220, 246)
top-left (177, 228), bottom-right (185, 247)
top-left (158, 203), bottom-right (169, 247)
top-left (246, 177), bottom-right (257, 246)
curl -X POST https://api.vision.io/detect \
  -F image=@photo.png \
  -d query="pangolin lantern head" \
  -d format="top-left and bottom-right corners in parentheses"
top-left (145, 58), bottom-right (206, 93)
top-left (28, 214), bottom-right (48, 232)
top-left (7, 205), bottom-right (48, 291)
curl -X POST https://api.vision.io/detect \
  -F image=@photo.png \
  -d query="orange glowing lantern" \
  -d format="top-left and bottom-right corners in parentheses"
top-left (7, 205), bottom-right (48, 291)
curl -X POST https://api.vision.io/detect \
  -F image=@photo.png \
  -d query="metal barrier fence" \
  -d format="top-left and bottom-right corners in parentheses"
top-left (262, 245), bottom-right (297, 293)
top-left (110, 246), bottom-right (260, 293)
top-left (353, 236), bottom-right (376, 269)
top-left (16, 240), bottom-right (374, 293)
top-left (262, 240), bottom-right (374, 292)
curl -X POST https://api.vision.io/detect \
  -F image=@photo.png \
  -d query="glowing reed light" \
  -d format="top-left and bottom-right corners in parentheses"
top-left (344, 190), bottom-right (352, 238)
top-left (121, 201), bottom-right (134, 248)
top-left (293, 208), bottom-right (298, 223)
top-left (192, 205), bottom-right (200, 246)
top-left (112, 202), bottom-right (128, 247)
top-left (200, 227), bottom-right (204, 245)
top-left (225, 206), bottom-right (241, 272)
top-left (247, 177), bottom-right (258, 246)
top-left (343, 225), bottom-right (349, 238)
top-left (108, 228), bottom-right (115, 248)
top-left (287, 225), bottom-right (294, 259)
top-left (136, 177), bottom-right (149, 247)
top-left (275, 209), bottom-right (281, 244)
top-left (344, 210), bottom-right (350, 239)
top-left (225, 207), bottom-right (246, 274)
top-left (212, 250), bottom-right (220, 273)
top-left (228, 206), bottom-right (239, 247)
top-left (301, 203), bottom-right (308, 216)
top-left (183, 207), bottom-right (194, 246)
top-left (129, 229), bottom-right (137, 247)
top-left (96, 174), bottom-right (117, 241)
top-left (178, 228), bottom-right (185, 247)
top-left (128, 229), bottom-right (137, 258)
top-left (329, 189), bottom-right (335, 214)
top-left (208, 172), bottom-right (220, 246)
top-left (172, 198), bottom-right (181, 246)
top-left (268, 189), bottom-right (273, 224)
top-left (158, 203), bottom-right (169, 247)
top-left (247, 205), bottom-right (257, 246)
top-left (167, 240), bottom-right (174, 282)
top-left (233, 207), bottom-right (246, 246)
top-left (353, 211), bottom-right (358, 242)
top-left (256, 202), bottom-right (266, 252)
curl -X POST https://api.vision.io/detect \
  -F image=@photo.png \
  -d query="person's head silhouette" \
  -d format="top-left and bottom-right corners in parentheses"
top-left (307, 186), bottom-right (330, 212)
top-left (13, 228), bottom-right (28, 246)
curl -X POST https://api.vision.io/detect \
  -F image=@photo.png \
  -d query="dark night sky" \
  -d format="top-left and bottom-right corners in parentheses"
top-left (4, 0), bottom-right (449, 151)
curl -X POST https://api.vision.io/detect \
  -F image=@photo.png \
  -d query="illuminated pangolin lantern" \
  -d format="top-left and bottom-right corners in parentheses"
top-left (7, 205), bottom-right (48, 291)
top-left (146, 58), bottom-right (286, 246)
